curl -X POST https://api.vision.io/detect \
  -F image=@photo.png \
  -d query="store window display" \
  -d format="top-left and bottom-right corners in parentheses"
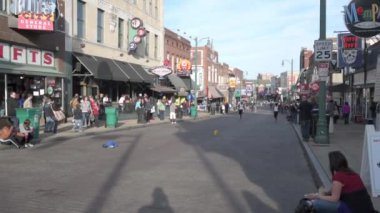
top-left (1, 75), bottom-right (63, 115)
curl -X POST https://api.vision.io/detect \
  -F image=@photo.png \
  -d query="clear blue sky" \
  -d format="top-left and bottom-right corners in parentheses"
top-left (164, 0), bottom-right (348, 79)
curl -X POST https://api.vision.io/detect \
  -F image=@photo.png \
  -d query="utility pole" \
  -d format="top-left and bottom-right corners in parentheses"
top-left (194, 37), bottom-right (198, 106)
top-left (315, 0), bottom-right (329, 144)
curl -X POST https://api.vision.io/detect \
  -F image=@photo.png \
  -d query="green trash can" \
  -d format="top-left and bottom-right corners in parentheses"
top-left (16, 107), bottom-right (42, 140)
top-left (105, 107), bottom-right (118, 128)
top-left (190, 106), bottom-right (198, 118)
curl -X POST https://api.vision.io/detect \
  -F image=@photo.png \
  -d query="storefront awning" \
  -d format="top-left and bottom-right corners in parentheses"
top-left (73, 53), bottom-right (153, 83)
top-left (129, 63), bottom-right (154, 84)
top-left (0, 62), bottom-right (65, 77)
top-left (330, 84), bottom-right (350, 92)
top-left (150, 84), bottom-right (176, 93)
top-left (113, 61), bottom-right (144, 83)
top-left (168, 74), bottom-right (188, 90)
top-left (208, 85), bottom-right (224, 99)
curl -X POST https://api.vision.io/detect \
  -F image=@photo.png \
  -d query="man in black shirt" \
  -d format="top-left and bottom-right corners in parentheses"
top-left (298, 96), bottom-right (313, 142)
top-left (6, 91), bottom-right (19, 130)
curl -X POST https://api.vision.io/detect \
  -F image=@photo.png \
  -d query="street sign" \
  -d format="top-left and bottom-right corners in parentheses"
top-left (317, 62), bottom-right (329, 78)
top-left (314, 40), bottom-right (333, 61)
top-left (310, 82), bottom-right (320, 92)
top-left (299, 84), bottom-right (310, 95)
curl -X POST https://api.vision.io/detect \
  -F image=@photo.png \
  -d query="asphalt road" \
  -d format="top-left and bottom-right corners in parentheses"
top-left (0, 110), bottom-right (315, 213)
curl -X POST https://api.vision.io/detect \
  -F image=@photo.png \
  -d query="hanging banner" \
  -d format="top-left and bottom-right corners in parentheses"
top-left (176, 59), bottom-right (192, 76)
top-left (337, 33), bottom-right (364, 68)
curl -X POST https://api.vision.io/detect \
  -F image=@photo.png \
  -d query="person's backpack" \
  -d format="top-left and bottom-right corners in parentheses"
top-left (294, 198), bottom-right (313, 213)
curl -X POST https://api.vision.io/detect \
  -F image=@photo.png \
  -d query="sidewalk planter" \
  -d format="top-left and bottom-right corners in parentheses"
top-left (16, 107), bottom-right (42, 140)
top-left (190, 106), bottom-right (198, 118)
top-left (105, 107), bottom-right (118, 128)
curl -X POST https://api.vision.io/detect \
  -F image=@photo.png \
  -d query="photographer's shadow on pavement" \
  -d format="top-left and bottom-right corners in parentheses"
top-left (138, 187), bottom-right (175, 213)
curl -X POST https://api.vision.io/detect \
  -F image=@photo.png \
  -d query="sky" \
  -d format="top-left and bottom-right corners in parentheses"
top-left (164, 0), bottom-right (349, 80)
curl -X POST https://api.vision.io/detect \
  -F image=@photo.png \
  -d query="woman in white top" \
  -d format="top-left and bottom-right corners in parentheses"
top-left (23, 94), bottom-right (33, 108)
top-left (80, 96), bottom-right (92, 127)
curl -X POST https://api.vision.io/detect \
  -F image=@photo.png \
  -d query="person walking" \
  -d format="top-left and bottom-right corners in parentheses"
top-left (7, 91), bottom-right (19, 130)
top-left (273, 103), bottom-right (279, 121)
top-left (118, 94), bottom-right (125, 112)
top-left (69, 93), bottom-right (79, 115)
top-left (238, 102), bottom-right (244, 119)
top-left (298, 96), bottom-right (313, 142)
top-left (157, 99), bottom-right (165, 121)
top-left (80, 96), bottom-right (92, 128)
top-left (89, 95), bottom-right (100, 127)
top-left (169, 100), bottom-right (176, 124)
top-left (304, 151), bottom-right (376, 213)
top-left (72, 104), bottom-right (83, 132)
top-left (342, 102), bottom-right (351, 124)
top-left (42, 97), bottom-right (58, 133)
top-left (333, 101), bottom-right (340, 124)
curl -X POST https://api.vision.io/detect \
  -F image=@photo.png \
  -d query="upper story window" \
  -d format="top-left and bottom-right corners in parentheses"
top-left (0, 0), bottom-right (7, 13)
top-left (77, 0), bottom-right (86, 39)
top-left (145, 30), bottom-right (150, 57)
top-left (154, 0), bottom-right (158, 19)
top-left (97, 9), bottom-right (104, 43)
top-left (149, 0), bottom-right (152, 16)
top-left (130, 0), bottom-right (137, 5)
top-left (154, 34), bottom-right (158, 59)
top-left (118, 18), bottom-right (124, 49)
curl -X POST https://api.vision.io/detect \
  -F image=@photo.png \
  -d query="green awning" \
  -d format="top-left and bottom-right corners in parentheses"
top-left (0, 63), bottom-right (65, 77)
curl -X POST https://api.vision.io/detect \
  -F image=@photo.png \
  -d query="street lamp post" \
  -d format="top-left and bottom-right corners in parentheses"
top-left (193, 36), bottom-right (209, 107)
top-left (315, 0), bottom-right (329, 144)
top-left (282, 59), bottom-right (293, 102)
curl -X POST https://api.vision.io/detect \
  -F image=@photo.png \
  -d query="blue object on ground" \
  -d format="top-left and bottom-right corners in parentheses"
top-left (102, 140), bottom-right (118, 149)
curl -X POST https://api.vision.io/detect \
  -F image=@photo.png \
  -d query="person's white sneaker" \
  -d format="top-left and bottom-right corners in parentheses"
top-left (24, 144), bottom-right (28, 148)
top-left (28, 143), bottom-right (34, 147)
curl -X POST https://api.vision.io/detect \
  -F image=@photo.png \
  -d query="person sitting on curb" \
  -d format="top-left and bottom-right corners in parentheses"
top-left (0, 117), bottom-right (28, 149)
top-left (303, 151), bottom-right (377, 213)
top-left (19, 119), bottom-right (34, 148)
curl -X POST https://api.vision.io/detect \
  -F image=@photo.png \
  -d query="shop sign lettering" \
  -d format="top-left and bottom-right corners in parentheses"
top-left (344, 0), bottom-right (380, 37)
top-left (150, 66), bottom-right (172, 78)
top-left (0, 42), bottom-right (54, 67)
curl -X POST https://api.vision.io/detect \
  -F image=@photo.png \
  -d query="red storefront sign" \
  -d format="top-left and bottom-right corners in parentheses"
top-left (0, 42), bottom-right (54, 67)
top-left (18, 12), bottom-right (54, 31)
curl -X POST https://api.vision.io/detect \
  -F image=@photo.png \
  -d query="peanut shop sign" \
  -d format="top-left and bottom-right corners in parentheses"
top-left (344, 0), bottom-right (380, 37)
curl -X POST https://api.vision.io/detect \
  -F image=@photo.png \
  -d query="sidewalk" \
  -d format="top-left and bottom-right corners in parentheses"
top-left (35, 111), bottom-right (222, 142)
top-left (292, 121), bottom-right (380, 210)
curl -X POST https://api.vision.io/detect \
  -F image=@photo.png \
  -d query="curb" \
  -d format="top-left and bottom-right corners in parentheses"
top-left (291, 123), bottom-right (332, 190)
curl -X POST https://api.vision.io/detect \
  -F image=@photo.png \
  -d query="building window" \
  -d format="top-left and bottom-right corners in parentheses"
top-left (0, 0), bottom-right (7, 13)
top-left (97, 9), bottom-right (104, 43)
top-left (154, 0), bottom-right (158, 19)
top-left (118, 18), bottom-right (124, 49)
top-left (145, 31), bottom-right (150, 57)
top-left (149, 0), bottom-right (152, 16)
top-left (77, 0), bottom-right (86, 38)
top-left (154, 34), bottom-right (158, 59)
top-left (130, 0), bottom-right (137, 4)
